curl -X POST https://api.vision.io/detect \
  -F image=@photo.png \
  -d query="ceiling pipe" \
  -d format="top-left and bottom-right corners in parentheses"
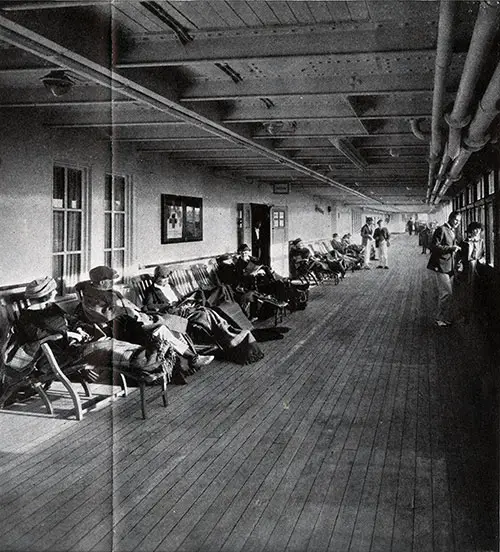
top-left (465, 55), bottom-right (500, 150)
top-left (410, 118), bottom-right (429, 142)
top-left (444, 0), bottom-right (500, 160)
top-left (436, 39), bottom-right (500, 201)
top-left (426, 0), bottom-right (456, 203)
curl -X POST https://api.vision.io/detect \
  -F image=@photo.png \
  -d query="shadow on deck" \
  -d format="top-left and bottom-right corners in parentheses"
top-left (0, 234), bottom-right (497, 552)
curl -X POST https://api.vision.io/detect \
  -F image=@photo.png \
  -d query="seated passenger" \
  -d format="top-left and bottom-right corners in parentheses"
top-left (341, 233), bottom-right (364, 260)
top-left (2, 277), bottom-right (167, 387)
top-left (233, 243), bottom-right (312, 318)
top-left (215, 253), bottom-right (262, 319)
top-left (290, 238), bottom-right (342, 280)
top-left (234, 244), bottom-right (287, 300)
top-left (76, 266), bottom-right (215, 384)
top-left (328, 234), bottom-right (359, 270)
top-left (330, 233), bottom-right (345, 254)
top-left (143, 265), bottom-right (264, 365)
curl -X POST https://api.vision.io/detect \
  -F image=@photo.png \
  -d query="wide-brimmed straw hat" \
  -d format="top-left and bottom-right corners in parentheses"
top-left (25, 276), bottom-right (56, 299)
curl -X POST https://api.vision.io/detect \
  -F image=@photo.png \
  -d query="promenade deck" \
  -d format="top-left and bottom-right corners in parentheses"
top-left (0, 234), bottom-right (497, 552)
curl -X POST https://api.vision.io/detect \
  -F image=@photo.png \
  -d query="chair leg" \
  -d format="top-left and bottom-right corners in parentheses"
top-left (139, 382), bottom-right (147, 419)
top-left (119, 373), bottom-right (129, 397)
top-left (79, 379), bottom-right (93, 398)
top-left (33, 382), bottom-right (54, 415)
top-left (161, 374), bottom-right (168, 407)
top-left (41, 343), bottom-right (83, 421)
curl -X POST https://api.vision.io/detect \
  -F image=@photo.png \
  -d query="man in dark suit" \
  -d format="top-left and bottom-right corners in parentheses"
top-left (427, 210), bottom-right (462, 326)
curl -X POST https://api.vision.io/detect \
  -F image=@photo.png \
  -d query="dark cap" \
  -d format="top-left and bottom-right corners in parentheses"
top-left (25, 276), bottom-right (56, 299)
top-left (217, 253), bottom-right (233, 263)
top-left (292, 238), bottom-right (302, 245)
top-left (154, 265), bottom-right (172, 279)
top-left (237, 243), bottom-right (251, 253)
top-left (89, 265), bottom-right (119, 282)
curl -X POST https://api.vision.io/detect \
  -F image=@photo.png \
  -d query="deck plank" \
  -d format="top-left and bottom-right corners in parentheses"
top-left (0, 234), bottom-right (497, 552)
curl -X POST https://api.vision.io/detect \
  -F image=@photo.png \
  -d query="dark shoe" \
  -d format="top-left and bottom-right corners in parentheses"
top-left (376, 265), bottom-right (383, 269)
top-left (171, 370), bottom-right (188, 385)
top-left (384, 266), bottom-right (389, 269)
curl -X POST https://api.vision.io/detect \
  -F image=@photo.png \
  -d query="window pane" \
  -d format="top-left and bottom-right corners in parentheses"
top-left (66, 254), bottom-right (81, 289)
top-left (67, 168), bottom-right (82, 209)
top-left (114, 213), bottom-right (125, 248)
top-left (104, 250), bottom-right (112, 268)
top-left (53, 166), bottom-right (65, 208)
top-left (112, 249), bottom-right (125, 275)
top-left (52, 255), bottom-right (64, 295)
top-left (105, 213), bottom-right (112, 249)
top-left (53, 211), bottom-right (64, 252)
top-left (105, 174), bottom-right (112, 211)
top-left (66, 212), bottom-right (82, 251)
top-left (114, 177), bottom-right (125, 211)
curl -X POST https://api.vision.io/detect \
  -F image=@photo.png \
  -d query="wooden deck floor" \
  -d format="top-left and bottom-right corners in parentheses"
top-left (0, 234), bottom-right (498, 552)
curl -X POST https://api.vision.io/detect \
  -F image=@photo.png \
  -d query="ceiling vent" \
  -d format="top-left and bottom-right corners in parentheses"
top-left (215, 63), bottom-right (243, 83)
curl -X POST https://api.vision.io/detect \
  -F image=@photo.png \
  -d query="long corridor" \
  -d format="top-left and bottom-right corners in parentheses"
top-left (0, 234), bottom-right (497, 552)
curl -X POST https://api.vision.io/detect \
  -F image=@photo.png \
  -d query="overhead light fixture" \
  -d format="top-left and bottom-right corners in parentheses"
top-left (263, 121), bottom-right (297, 135)
top-left (41, 70), bottom-right (75, 97)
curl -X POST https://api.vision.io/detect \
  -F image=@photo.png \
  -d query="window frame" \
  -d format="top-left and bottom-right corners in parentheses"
top-left (104, 173), bottom-right (133, 278)
top-left (51, 163), bottom-right (90, 295)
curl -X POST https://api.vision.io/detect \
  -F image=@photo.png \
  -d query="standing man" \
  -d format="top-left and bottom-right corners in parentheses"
top-left (427, 211), bottom-right (462, 327)
top-left (406, 217), bottom-right (415, 235)
top-left (373, 219), bottom-right (390, 269)
top-left (252, 220), bottom-right (262, 261)
top-left (360, 217), bottom-right (375, 269)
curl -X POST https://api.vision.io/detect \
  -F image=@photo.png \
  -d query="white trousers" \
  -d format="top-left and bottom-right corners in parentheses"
top-left (378, 241), bottom-right (389, 267)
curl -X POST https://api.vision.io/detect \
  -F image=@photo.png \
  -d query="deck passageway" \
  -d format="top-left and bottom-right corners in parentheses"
top-left (0, 234), bottom-right (497, 552)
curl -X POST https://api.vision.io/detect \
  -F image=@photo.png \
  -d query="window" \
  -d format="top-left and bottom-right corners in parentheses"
top-left (486, 201), bottom-right (494, 266)
top-left (488, 171), bottom-right (495, 196)
top-left (104, 174), bottom-right (131, 277)
top-left (52, 165), bottom-right (87, 295)
top-left (161, 194), bottom-right (203, 243)
top-left (273, 209), bottom-right (285, 228)
top-left (477, 177), bottom-right (485, 200)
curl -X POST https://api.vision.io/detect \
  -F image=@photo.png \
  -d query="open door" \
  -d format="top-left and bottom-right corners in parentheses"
top-left (237, 203), bottom-right (252, 250)
top-left (270, 206), bottom-right (289, 276)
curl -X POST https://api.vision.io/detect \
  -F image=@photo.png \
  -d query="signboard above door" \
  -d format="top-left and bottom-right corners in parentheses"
top-left (273, 182), bottom-right (290, 194)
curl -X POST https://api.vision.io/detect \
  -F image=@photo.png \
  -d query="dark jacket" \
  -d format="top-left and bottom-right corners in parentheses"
top-left (373, 227), bottom-right (390, 247)
top-left (427, 223), bottom-right (459, 274)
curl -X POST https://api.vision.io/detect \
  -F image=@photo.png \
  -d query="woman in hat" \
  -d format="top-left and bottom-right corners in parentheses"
top-left (2, 276), bottom-right (167, 387)
top-left (142, 265), bottom-right (264, 365)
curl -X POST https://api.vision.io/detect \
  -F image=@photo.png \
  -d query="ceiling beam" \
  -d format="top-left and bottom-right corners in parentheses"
top-left (1, 1), bottom-right (114, 9)
top-left (223, 114), bottom-right (431, 124)
top-left (180, 74), bottom-right (437, 102)
top-left (0, 16), bottom-right (380, 203)
top-left (116, 24), bottom-right (438, 67)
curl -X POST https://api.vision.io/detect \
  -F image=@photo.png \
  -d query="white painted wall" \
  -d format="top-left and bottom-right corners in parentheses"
top-left (0, 112), bottom-right (335, 286)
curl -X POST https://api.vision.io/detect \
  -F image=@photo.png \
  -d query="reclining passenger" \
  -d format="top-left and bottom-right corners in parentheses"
top-left (2, 277), bottom-right (167, 387)
top-left (290, 238), bottom-right (342, 280)
top-left (234, 243), bottom-right (309, 312)
top-left (215, 253), bottom-right (262, 319)
top-left (76, 266), bottom-right (215, 384)
top-left (142, 265), bottom-right (264, 365)
top-left (330, 233), bottom-right (361, 271)
top-left (234, 244), bottom-right (288, 300)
